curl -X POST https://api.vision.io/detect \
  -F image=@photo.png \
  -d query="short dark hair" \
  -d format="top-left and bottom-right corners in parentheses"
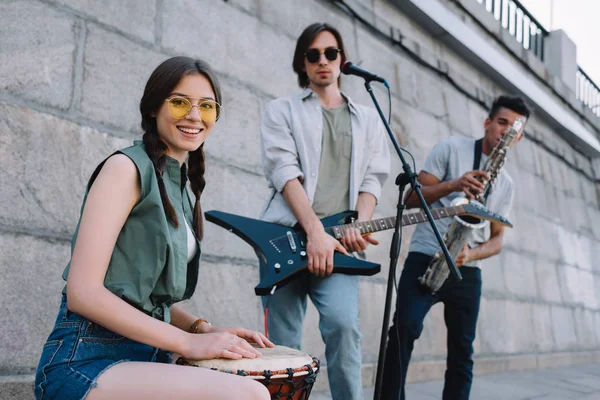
top-left (488, 95), bottom-right (531, 120)
top-left (292, 23), bottom-right (348, 88)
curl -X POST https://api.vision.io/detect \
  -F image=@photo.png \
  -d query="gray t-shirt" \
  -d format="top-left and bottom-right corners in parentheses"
top-left (311, 103), bottom-right (352, 218)
top-left (409, 136), bottom-right (514, 267)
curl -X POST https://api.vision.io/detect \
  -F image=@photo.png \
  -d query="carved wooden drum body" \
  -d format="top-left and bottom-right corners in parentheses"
top-left (177, 345), bottom-right (320, 399)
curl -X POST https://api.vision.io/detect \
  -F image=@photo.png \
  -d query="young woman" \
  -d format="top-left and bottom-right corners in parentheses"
top-left (34, 56), bottom-right (273, 400)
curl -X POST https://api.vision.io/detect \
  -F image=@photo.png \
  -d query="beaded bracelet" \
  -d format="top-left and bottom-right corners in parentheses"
top-left (189, 318), bottom-right (211, 333)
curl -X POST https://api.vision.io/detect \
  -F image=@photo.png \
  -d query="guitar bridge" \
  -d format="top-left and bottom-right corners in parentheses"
top-left (286, 231), bottom-right (297, 253)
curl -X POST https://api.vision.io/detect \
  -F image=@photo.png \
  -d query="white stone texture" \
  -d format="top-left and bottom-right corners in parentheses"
top-left (354, 25), bottom-right (405, 99)
top-left (161, 0), bottom-right (297, 99)
top-left (536, 147), bottom-right (554, 187)
top-left (588, 208), bottom-right (600, 242)
top-left (394, 55), bottom-right (421, 109)
top-left (513, 210), bottom-right (540, 255)
top-left (579, 270), bottom-right (599, 310)
top-left (0, 1), bottom-right (76, 110)
top-left (574, 152), bottom-right (594, 178)
top-left (478, 299), bottom-right (536, 354)
top-left (554, 224), bottom-right (581, 266)
top-left (372, 0), bottom-right (440, 58)
top-left (555, 189), bottom-right (575, 232)
top-left (259, 0), bottom-right (358, 54)
top-left (566, 196), bottom-right (591, 235)
top-left (413, 69), bottom-right (447, 118)
top-left (512, 138), bottom-right (538, 175)
top-left (54, 0), bottom-right (156, 42)
top-left (557, 265), bottom-right (591, 307)
top-left (531, 304), bottom-right (555, 352)
top-left (81, 26), bottom-right (166, 133)
top-left (0, 233), bottom-right (71, 372)
top-left (561, 265), bottom-right (583, 306)
top-left (593, 244), bottom-right (600, 275)
top-left (550, 306), bottom-right (579, 351)
top-left (505, 301), bottom-right (537, 353)
top-left (573, 308), bottom-right (597, 350)
top-left (180, 261), bottom-right (263, 332)
top-left (541, 183), bottom-right (561, 223)
top-left (534, 217), bottom-right (563, 263)
top-left (592, 158), bottom-right (600, 181)
top-left (534, 260), bottom-right (563, 303)
top-left (503, 251), bottom-right (538, 299)
top-left (480, 249), bottom-right (506, 294)
top-left (227, 0), bottom-right (259, 14)
top-left (207, 81), bottom-right (263, 173)
top-left (0, 104), bottom-right (130, 237)
top-left (478, 298), bottom-right (511, 354)
top-left (579, 176), bottom-right (598, 207)
top-left (513, 170), bottom-right (538, 213)
top-left (595, 312), bottom-right (600, 347)
top-left (443, 85), bottom-right (473, 137)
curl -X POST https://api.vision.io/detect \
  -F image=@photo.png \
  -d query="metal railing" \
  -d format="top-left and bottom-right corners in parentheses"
top-left (477, 0), bottom-right (600, 119)
top-left (577, 68), bottom-right (600, 117)
top-left (477, 0), bottom-right (548, 60)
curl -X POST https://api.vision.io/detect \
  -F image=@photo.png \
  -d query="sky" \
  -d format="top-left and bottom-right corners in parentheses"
top-left (511, 0), bottom-right (600, 84)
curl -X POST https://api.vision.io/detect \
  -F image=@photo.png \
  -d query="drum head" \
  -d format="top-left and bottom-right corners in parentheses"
top-left (183, 345), bottom-right (314, 373)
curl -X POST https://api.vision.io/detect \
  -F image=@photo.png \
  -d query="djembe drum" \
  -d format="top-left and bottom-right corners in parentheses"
top-left (177, 345), bottom-right (320, 399)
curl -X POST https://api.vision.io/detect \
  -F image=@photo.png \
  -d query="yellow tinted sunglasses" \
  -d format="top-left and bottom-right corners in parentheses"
top-left (164, 96), bottom-right (222, 123)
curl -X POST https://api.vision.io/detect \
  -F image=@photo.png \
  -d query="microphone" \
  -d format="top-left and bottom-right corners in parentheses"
top-left (341, 61), bottom-right (389, 86)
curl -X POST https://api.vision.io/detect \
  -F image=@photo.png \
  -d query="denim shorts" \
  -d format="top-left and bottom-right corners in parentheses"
top-left (34, 296), bottom-right (171, 400)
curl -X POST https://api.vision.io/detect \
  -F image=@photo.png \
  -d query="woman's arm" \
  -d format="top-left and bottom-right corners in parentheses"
top-left (66, 154), bottom-right (191, 354)
top-left (170, 304), bottom-right (208, 333)
top-left (67, 154), bottom-right (272, 359)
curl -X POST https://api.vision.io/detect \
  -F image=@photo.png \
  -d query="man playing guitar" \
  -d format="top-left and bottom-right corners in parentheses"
top-left (258, 22), bottom-right (391, 400)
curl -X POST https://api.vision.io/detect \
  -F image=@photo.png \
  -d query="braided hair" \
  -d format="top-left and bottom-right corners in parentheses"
top-left (139, 56), bottom-right (222, 240)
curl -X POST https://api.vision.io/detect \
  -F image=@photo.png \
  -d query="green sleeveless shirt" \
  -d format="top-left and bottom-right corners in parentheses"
top-left (62, 141), bottom-right (201, 323)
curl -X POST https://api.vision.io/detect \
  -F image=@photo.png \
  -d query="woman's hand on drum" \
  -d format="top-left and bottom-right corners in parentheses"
top-left (206, 326), bottom-right (275, 349)
top-left (182, 331), bottom-right (264, 360)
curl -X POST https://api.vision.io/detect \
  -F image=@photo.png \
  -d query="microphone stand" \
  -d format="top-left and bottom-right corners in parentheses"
top-left (361, 79), bottom-right (463, 400)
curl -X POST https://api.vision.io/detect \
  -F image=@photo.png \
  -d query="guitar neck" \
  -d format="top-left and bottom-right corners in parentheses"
top-left (327, 205), bottom-right (464, 238)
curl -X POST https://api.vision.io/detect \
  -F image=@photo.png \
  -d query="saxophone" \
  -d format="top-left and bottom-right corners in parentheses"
top-left (417, 117), bottom-right (525, 293)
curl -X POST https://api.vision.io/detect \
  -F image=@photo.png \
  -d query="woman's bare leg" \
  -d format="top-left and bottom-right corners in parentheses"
top-left (85, 362), bottom-right (270, 400)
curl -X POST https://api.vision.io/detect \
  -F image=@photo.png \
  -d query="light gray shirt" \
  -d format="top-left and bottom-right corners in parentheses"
top-left (312, 103), bottom-right (352, 219)
top-left (409, 136), bottom-right (514, 267)
top-left (260, 88), bottom-right (390, 227)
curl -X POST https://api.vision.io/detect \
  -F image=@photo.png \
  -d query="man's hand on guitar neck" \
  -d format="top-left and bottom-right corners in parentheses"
top-left (306, 227), bottom-right (348, 278)
top-left (340, 227), bottom-right (379, 253)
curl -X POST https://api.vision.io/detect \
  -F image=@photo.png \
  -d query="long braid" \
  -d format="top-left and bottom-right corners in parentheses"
top-left (143, 128), bottom-right (179, 228)
top-left (187, 144), bottom-right (206, 240)
top-left (139, 57), bottom-right (221, 235)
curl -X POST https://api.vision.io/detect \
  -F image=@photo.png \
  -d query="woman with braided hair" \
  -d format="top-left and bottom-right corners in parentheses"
top-left (34, 56), bottom-right (273, 400)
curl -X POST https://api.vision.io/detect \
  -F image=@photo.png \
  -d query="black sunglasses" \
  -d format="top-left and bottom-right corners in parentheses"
top-left (304, 48), bottom-right (341, 64)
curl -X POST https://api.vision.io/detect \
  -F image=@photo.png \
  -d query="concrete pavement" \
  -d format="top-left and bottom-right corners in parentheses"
top-left (311, 363), bottom-right (600, 399)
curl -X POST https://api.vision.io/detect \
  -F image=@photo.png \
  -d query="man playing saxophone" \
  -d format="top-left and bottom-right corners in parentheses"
top-left (380, 95), bottom-right (530, 400)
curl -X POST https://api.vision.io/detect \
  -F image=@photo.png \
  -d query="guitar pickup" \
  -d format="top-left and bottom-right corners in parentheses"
top-left (286, 231), bottom-right (297, 253)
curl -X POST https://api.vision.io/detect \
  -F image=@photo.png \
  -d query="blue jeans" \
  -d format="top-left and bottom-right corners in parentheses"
top-left (34, 296), bottom-right (170, 400)
top-left (262, 272), bottom-right (363, 400)
top-left (381, 252), bottom-right (482, 400)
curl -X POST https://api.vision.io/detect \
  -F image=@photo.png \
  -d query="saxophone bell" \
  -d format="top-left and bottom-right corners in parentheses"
top-left (450, 197), bottom-right (489, 229)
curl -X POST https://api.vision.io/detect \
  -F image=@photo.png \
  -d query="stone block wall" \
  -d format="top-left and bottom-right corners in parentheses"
top-left (1, 0), bottom-right (598, 396)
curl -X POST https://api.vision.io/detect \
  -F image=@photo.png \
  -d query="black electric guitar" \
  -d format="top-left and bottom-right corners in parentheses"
top-left (205, 202), bottom-right (511, 296)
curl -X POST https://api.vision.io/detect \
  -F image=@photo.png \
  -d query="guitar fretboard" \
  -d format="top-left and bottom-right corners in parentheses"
top-left (326, 205), bottom-right (464, 239)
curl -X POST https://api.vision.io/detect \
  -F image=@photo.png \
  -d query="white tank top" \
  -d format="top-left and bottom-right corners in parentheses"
top-left (184, 217), bottom-right (198, 262)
